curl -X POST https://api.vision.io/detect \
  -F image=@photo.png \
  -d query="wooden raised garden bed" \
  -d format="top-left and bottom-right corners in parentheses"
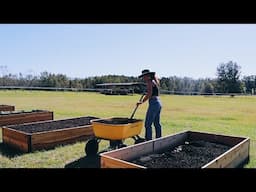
top-left (0, 105), bottom-right (15, 112)
top-left (0, 110), bottom-right (53, 126)
top-left (100, 131), bottom-right (250, 168)
top-left (2, 116), bottom-right (99, 152)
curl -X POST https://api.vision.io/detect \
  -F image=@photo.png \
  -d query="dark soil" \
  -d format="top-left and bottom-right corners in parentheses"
top-left (0, 109), bottom-right (46, 115)
top-left (131, 140), bottom-right (231, 168)
top-left (94, 117), bottom-right (140, 124)
top-left (8, 116), bottom-right (99, 133)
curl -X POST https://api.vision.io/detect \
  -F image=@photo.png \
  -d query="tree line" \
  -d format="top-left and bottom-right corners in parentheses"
top-left (0, 61), bottom-right (256, 94)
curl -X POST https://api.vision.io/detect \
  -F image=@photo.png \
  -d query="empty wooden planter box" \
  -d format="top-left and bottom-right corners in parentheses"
top-left (2, 116), bottom-right (99, 152)
top-left (0, 105), bottom-right (15, 112)
top-left (100, 131), bottom-right (250, 168)
top-left (0, 110), bottom-right (53, 126)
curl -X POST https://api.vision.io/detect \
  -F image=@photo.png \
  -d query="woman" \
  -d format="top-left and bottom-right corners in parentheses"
top-left (137, 69), bottom-right (162, 141)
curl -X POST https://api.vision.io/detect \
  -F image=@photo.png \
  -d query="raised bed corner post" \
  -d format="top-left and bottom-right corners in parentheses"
top-left (28, 135), bottom-right (32, 152)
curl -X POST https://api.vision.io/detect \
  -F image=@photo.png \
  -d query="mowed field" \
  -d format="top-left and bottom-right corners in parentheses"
top-left (0, 90), bottom-right (255, 168)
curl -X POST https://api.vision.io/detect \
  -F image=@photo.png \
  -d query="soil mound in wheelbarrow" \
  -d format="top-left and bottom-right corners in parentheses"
top-left (95, 117), bottom-right (139, 124)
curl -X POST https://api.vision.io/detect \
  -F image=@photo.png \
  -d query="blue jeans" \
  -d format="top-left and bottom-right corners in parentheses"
top-left (145, 97), bottom-right (162, 141)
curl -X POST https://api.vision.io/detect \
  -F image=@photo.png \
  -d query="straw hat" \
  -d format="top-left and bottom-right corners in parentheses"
top-left (138, 69), bottom-right (155, 78)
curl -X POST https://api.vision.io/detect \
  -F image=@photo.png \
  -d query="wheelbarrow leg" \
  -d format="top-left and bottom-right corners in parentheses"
top-left (109, 140), bottom-right (127, 149)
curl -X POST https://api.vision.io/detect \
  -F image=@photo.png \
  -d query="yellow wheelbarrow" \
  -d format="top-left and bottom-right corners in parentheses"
top-left (85, 117), bottom-right (145, 155)
top-left (85, 94), bottom-right (146, 156)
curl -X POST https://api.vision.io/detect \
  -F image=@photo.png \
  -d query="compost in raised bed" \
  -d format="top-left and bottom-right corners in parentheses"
top-left (131, 140), bottom-right (231, 168)
top-left (8, 116), bottom-right (98, 133)
top-left (95, 117), bottom-right (139, 124)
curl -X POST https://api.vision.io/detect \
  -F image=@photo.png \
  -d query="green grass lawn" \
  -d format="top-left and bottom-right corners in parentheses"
top-left (0, 90), bottom-right (255, 168)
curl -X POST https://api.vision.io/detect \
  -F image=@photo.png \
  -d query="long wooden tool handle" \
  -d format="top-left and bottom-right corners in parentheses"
top-left (130, 94), bottom-right (145, 119)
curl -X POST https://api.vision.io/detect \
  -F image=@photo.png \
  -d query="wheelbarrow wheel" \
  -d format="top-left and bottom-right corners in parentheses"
top-left (85, 138), bottom-right (99, 156)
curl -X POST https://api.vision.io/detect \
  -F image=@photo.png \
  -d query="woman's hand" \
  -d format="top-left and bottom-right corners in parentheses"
top-left (136, 101), bottom-right (143, 106)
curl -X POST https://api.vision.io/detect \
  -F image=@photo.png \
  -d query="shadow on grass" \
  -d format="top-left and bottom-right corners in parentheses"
top-left (0, 143), bottom-right (25, 158)
top-left (64, 154), bottom-right (100, 168)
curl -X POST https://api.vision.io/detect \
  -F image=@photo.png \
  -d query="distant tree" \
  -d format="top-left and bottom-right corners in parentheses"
top-left (70, 78), bottom-right (83, 89)
top-left (216, 61), bottom-right (242, 93)
top-left (160, 77), bottom-right (169, 90)
top-left (242, 75), bottom-right (256, 94)
top-left (201, 82), bottom-right (214, 94)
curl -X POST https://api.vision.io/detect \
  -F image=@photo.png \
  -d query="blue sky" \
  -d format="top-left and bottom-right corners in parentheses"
top-left (0, 24), bottom-right (256, 79)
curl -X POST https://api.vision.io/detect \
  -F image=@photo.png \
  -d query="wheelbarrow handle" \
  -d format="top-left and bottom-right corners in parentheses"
top-left (130, 94), bottom-right (145, 119)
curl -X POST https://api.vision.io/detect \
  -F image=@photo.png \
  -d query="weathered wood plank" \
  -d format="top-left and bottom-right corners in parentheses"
top-left (31, 126), bottom-right (93, 151)
top-left (102, 140), bottom-right (154, 161)
top-left (101, 155), bottom-right (145, 168)
top-left (0, 105), bottom-right (15, 111)
top-left (202, 138), bottom-right (250, 168)
top-left (32, 136), bottom-right (92, 150)
top-left (188, 131), bottom-right (244, 146)
top-left (0, 111), bottom-right (53, 126)
top-left (2, 128), bottom-right (30, 152)
top-left (153, 131), bottom-right (188, 153)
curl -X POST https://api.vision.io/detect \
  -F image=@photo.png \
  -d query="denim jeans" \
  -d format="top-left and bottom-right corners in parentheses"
top-left (145, 97), bottom-right (162, 140)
